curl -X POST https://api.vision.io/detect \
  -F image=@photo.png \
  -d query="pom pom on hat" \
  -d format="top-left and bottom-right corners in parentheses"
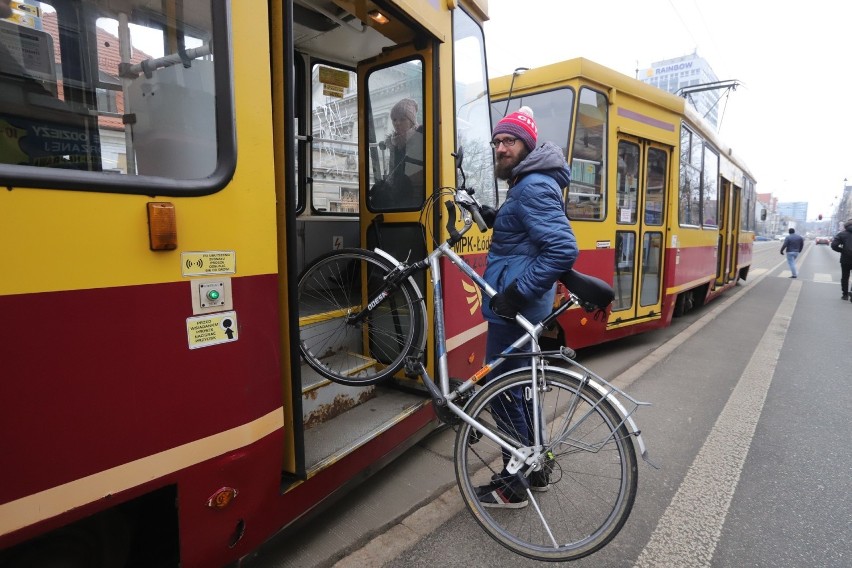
top-left (492, 106), bottom-right (538, 151)
top-left (391, 98), bottom-right (418, 126)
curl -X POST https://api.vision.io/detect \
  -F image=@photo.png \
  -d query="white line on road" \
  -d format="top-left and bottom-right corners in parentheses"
top-left (634, 280), bottom-right (802, 568)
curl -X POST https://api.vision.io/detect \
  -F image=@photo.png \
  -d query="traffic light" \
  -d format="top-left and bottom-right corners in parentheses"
top-left (818, 214), bottom-right (823, 220)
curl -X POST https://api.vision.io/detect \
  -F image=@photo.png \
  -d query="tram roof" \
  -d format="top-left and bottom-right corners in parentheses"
top-left (491, 57), bottom-right (755, 182)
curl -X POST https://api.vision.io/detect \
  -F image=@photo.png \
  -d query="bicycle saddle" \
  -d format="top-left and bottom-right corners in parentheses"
top-left (559, 269), bottom-right (615, 311)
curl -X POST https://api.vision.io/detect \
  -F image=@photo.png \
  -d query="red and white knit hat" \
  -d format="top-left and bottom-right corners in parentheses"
top-left (492, 106), bottom-right (537, 151)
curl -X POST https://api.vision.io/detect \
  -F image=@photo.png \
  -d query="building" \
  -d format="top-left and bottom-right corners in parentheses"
top-left (776, 201), bottom-right (808, 226)
top-left (639, 52), bottom-right (720, 129)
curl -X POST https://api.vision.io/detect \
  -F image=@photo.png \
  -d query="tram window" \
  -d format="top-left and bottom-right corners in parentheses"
top-left (568, 88), bottom-right (606, 220)
top-left (497, 88), bottom-right (574, 206)
top-left (616, 141), bottom-right (639, 224)
top-left (0, 0), bottom-right (231, 194)
top-left (453, 9), bottom-right (495, 206)
top-left (679, 125), bottom-right (701, 226)
top-left (702, 146), bottom-right (719, 226)
top-left (645, 147), bottom-right (666, 226)
top-left (613, 231), bottom-right (636, 311)
top-left (310, 64), bottom-right (358, 214)
top-left (366, 59), bottom-right (425, 211)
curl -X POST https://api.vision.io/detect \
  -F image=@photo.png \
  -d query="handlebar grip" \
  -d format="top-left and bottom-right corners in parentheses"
top-left (445, 201), bottom-right (461, 243)
top-left (471, 206), bottom-right (488, 233)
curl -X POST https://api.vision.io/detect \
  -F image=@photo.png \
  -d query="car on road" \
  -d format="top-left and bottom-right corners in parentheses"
top-left (815, 236), bottom-right (831, 245)
top-left (755, 235), bottom-right (772, 242)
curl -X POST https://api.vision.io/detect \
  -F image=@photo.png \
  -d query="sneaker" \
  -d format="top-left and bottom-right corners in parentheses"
top-left (529, 469), bottom-right (550, 492)
top-left (842, 293), bottom-right (849, 300)
top-left (529, 453), bottom-right (556, 492)
top-left (478, 484), bottom-right (528, 509)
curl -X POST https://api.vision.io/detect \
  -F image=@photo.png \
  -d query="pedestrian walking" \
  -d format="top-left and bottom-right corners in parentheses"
top-left (830, 219), bottom-right (852, 301)
top-left (779, 227), bottom-right (804, 278)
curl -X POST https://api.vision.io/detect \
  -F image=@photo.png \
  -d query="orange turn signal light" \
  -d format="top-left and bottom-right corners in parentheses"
top-left (147, 202), bottom-right (177, 251)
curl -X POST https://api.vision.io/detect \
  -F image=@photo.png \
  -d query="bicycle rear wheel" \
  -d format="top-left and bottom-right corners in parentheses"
top-left (297, 248), bottom-right (423, 386)
top-left (454, 370), bottom-right (638, 561)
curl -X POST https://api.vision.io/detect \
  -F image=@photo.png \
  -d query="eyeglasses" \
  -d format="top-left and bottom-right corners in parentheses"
top-left (490, 137), bottom-right (518, 149)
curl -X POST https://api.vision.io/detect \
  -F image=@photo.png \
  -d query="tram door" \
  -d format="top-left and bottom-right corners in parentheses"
top-left (357, 44), bottom-right (433, 288)
top-left (610, 136), bottom-right (669, 323)
top-left (716, 180), bottom-right (741, 285)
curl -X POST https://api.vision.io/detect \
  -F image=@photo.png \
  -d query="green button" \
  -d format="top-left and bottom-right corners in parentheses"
top-left (206, 289), bottom-right (221, 301)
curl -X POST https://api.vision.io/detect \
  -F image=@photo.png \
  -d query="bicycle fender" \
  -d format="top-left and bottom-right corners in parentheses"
top-left (560, 368), bottom-right (653, 467)
top-left (373, 247), bottom-right (429, 354)
top-left (496, 366), bottom-right (653, 467)
top-left (373, 248), bottom-right (425, 302)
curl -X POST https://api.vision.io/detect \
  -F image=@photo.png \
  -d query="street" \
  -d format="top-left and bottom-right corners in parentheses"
top-left (246, 241), bottom-right (852, 568)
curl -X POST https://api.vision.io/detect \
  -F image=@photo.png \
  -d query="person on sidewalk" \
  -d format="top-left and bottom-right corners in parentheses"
top-left (830, 218), bottom-right (852, 301)
top-left (476, 106), bottom-right (578, 509)
top-left (779, 227), bottom-right (804, 278)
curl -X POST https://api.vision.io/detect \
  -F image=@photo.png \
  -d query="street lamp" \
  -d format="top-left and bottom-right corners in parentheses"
top-left (503, 67), bottom-right (529, 117)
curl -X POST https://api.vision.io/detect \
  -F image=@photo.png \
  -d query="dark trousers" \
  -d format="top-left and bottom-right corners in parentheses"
top-left (485, 322), bottom-right (536, 470)
top-left (841, 262), bottom-right (852, 295)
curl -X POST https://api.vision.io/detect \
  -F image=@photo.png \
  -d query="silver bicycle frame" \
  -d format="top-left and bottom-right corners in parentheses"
top-left (370, 205), bottom-right (654, 472)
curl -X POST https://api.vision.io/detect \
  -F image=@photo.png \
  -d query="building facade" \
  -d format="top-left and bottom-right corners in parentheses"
top-left (776, 201), bottom-right (809, 226)
top-left (640, 52), bottom-right (720, 129)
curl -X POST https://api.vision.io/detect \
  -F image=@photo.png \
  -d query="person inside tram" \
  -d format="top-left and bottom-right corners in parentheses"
top-left (373, 97), bottom-right (424, 207)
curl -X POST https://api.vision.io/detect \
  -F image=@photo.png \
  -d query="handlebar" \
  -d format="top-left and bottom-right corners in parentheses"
top-left (445, 186), bottom-right (489, 246)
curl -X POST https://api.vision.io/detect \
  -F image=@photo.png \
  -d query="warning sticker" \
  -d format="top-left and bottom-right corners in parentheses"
top-left (182, 251), bottom-right (236, 276)
top-left (187, 311), bottom-right (238, 349)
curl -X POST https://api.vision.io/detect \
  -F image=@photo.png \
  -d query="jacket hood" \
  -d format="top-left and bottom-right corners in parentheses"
top-left (511, 142), bottom-right (571, 188)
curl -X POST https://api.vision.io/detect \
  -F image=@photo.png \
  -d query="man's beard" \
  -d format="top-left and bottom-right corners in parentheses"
top-left (495, 153), bottom-right (523, 180)
top-left (494, 148), bottom-right (528, 181)
top-left (495, 160), bottom-right (514, 180)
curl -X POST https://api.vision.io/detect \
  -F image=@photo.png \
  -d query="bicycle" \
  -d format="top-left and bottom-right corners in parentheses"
top-left (297, 150), bottom-right (655, 561)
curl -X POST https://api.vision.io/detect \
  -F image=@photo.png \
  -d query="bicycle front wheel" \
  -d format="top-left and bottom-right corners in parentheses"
top-left (297, 248), bottom-right (423, 386)
top-left (454, 370), bottom-right (638, 562)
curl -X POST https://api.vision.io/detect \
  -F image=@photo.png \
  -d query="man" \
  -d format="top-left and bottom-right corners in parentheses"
top-left (779, 227), bottom-right (804, 278)
top-left (477, 106), bottom-right (578, 509)
top-left (830, 219), bottom-right (852, 301)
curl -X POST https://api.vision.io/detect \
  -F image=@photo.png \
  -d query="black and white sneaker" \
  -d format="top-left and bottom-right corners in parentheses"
top-left (478, 484), bottom-right (528, 509)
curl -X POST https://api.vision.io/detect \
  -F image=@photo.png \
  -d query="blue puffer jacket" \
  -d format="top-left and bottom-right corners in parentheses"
top-left (482, 142), bottom-right (578, 324)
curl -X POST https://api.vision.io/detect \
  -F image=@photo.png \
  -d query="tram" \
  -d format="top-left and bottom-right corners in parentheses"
top-left (490, 58), bottom-right (758, 349)
top-left (0, 0), bottom-right (495, 566)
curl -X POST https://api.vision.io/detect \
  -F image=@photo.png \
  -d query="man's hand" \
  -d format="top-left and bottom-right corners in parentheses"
top-left (490, 281), bottom-right (525, 321)
top-left (480, 205), bottom-right (497, 229)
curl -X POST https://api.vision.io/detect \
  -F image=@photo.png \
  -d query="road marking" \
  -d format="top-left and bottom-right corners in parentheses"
top-left (813, 273), bottom-right (834, 283)
top-left (634, 280), bottom-right (802, 568)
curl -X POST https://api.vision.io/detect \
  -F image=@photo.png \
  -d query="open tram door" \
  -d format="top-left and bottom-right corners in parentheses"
top-left (609, 135), bottom-right (669, 325)
top-left (715, 178), bottom-right (741, 286)
top-left (279, 2), bottom-right (449, 482)
top-left (358, 41), bottom-right (436, 384)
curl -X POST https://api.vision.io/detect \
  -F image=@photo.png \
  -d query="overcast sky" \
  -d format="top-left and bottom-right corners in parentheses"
top-left (483, 0), bottom-right (852, 221)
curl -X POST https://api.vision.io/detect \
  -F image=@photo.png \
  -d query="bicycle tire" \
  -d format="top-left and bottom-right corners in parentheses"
top-left (453, 369), bottom-right (638, 561)
top-left (297, 248), bottom-right (423, 386)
